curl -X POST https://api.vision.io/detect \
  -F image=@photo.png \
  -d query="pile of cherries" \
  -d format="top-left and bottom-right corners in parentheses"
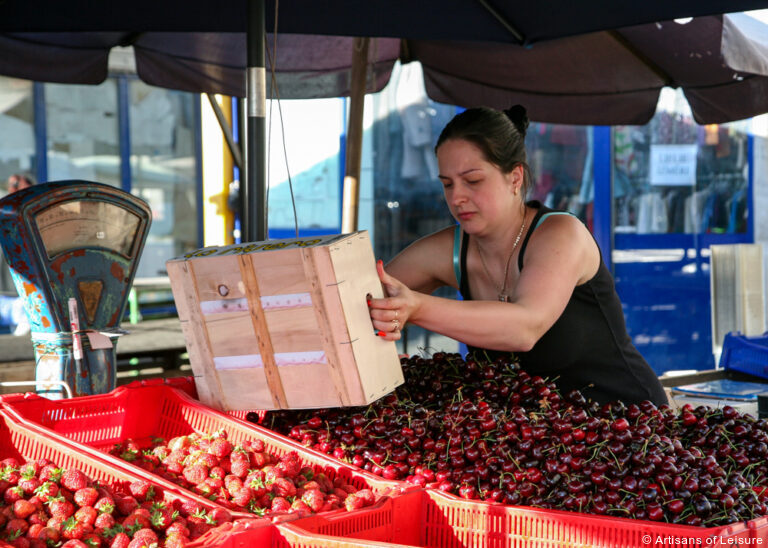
top-left (256, 352), bottom-right (768, 526)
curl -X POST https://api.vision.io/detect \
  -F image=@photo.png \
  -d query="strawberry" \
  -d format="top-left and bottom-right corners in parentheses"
top-left (165, 520), bottom-right (189, 537)
top-left (209, 466), bottom-right (226, 480)
top-left (94, 496), bottom-right (115, 515)
top-left (245, 439), bottom-right (265, 453)
top-left (46, 516), bottom-right (66, 530)
top-left (250, 452), bottom-right (268, 468)
top-left (129, 527), bottom-right (158, 546)
top-left (72, 487), bottom-right (99, 508)
top-left (270, 496), bottom-right (291, 513)
top-left (4, 485), bottom-right (24, 504)
top-left (48, 496), bottom-right (76, 519)
top-left (229, 453), bottom-right (250, 478)
top-left (28, 510), bottom-right (49, 526)
top-left (61, 516), bottom-right (86, 540)
top-left (60, 469), bottom-right (89, 492)
top-left (300, 488), bottom-right (325, 513)
top-left (168, 436), bottom-right (191, 453)
top-left (0, 457), bottom-right (21, 470)
top-left (263, 466), bottom-right (283, 484)
top-left (94, 512), bottom-right (116, 531)
top-left (36, 526), bottom-right (61, 544)
top-left (163, 532), bottom-right (189, 548)
top-left (8, 538), bottom-right (31, 548)
top-left (18, 469), bottom-right (40, 495)
top-left (194, 453), bottom-right (218, 469)
top-left (277, 452), bottom-right (301, 478)
top-left (149, 506), bottom-right (174, 531)
top-left (175, 500), bottom-right (202, 518)
top-left (114, 496), bottom-right (139, 516)
top-left (209, 438), bottom-right (232, 459)
top-left (224, 475), bottom-right (243, 495)
top-left (355, 489), bottom-right (375, 506)
top-left (161, 451), bottom-right (186, 475)
top-left (181, 464), bottom-right (208, 486)
top-left (75, 506), bottom-right (98, 527)
top-left (122, 511), bottom-right (152, 531)
top-left (207, 507), bottom-right (231, 526)
top-left (271, 477), bottom-right (296, 498)
top-left (128, 481), bottom-right (155, 503)
top-left (344, 493), bottom-right (365, 512)
top-left (2, 464), bottom-right (21, 485)
top-left (290, 499), bottom-right (311, 514)
top-left (38, 464), bottom-right (63, 483)
top-left (108, 532), bottom-right (131, 548)
top-left (6, 517), bottom-right (29, 536)
top-left (232, 486), bottom-right (254, 507)
top-left (301, 480), bottom-right (321, 491)
top-left (34, 481), bottom-right (59, 502)
top-left (12, 499), bottom-right (36, 519)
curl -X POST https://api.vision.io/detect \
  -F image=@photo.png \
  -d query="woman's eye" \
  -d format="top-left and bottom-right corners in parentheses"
top-left (466, 179), bottom-right (482, 185)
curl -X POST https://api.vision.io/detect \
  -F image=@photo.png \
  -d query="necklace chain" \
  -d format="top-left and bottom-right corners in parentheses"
top-left (476, 214), bottom-right (527, 302)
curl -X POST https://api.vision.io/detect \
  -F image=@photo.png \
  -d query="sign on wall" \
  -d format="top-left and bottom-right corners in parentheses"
top-left (649, 144), bottom-right (698, 186)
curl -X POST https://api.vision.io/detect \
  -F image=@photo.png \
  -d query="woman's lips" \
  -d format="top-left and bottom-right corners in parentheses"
top-left (457, 211), bottom-right (475, 221)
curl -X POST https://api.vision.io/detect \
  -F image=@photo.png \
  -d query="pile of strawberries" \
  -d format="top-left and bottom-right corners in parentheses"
top-left (0, 455), bottom-right (235, 547)
top-left (108, 430), bottom-right (378, 518)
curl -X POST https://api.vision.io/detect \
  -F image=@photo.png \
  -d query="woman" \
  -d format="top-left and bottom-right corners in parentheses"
top-left (368, 105), bottom-right (667, 406)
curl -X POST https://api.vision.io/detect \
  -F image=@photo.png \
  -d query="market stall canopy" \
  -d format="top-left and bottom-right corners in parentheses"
top-left (1, 5), bottom-right (768, 125)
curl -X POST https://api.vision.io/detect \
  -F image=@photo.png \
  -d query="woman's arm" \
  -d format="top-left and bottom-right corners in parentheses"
top-left (383, 226), bottom-right (458, 294)
top-left (370, 215), bottom-right (599, 349)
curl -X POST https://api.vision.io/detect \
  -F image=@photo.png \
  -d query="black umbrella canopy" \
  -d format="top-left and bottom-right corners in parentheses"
top-left (3, 13), bottom-right (768, 125)
top-left (2, 0), bottom-right (767, 42)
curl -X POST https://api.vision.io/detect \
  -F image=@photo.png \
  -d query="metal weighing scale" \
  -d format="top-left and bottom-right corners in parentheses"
top-left (0, 181), bottom-right (151, 398)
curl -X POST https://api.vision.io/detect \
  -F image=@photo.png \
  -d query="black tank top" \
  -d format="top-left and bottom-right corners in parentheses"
top-left (458, 201), bottom-right (667, 406)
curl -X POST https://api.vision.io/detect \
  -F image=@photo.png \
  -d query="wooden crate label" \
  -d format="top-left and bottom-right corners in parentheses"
top-left (200, 297), bottom-right (249, 315)
top-left (199, 293), bottom-right (313, 315)
top-left (213, 351), bottom-right (327, 370)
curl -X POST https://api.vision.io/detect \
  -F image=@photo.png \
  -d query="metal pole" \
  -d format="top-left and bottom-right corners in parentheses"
top-left (341, 37), bottom-right (370, 234)
top-left (245, 0), bottom-right (268, 242)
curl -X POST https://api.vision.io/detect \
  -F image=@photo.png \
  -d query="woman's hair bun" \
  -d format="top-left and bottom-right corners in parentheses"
top-left (504, 104), bottom-right (529, 137)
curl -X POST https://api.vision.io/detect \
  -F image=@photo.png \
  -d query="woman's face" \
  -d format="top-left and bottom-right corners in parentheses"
top-left (436, 138), bottom-right (521, 234)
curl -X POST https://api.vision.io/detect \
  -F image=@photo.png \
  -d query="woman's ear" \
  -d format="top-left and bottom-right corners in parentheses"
top-left (505, 164), bottom-right (525, 194)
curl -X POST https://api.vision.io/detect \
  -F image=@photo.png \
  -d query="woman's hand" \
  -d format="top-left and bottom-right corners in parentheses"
top-left (367, 260), bottom-right (420, 341)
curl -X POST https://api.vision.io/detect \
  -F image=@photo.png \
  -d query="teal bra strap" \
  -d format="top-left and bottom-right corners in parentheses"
top-left (453, 225), bottom-right (462, 286)
top-left (534, 211), bottom-right (573, 229)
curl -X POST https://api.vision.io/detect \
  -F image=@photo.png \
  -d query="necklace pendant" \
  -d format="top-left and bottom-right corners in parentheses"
top-left (498, 293), bottom-right (510, 302)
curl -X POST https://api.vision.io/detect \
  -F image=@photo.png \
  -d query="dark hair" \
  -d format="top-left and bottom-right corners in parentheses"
top-left (435, 105), bottom-right (532, 197)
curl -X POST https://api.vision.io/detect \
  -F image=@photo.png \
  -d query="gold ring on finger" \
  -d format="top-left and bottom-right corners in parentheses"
top-left (392, 319), bottom-right (400, 331)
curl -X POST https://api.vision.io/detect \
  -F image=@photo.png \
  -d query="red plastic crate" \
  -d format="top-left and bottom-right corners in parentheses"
top-left (0, 383), bottom-right (408, 510)
top-left (275, 488), bottom-right (768, 548)
top-left (124, 376), bottom-right (267, 423)
top-left (0, 409), bottom-right (271, 548)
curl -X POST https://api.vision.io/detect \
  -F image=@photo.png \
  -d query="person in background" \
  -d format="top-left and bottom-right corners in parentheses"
top-left (0, 173), bottom-right (35, 335)
top-left (6, 173), bottom-right (35, 194)
top-left (367, 105), bottom-right (667, 407)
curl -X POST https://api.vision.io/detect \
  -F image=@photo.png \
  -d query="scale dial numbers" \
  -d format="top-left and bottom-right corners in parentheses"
top-left (34, 200), bottom-right (141, 259)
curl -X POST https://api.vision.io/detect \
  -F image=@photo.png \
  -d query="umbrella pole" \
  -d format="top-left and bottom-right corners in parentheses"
top-left (341, 37), bottom-right (370, 234)
top-left (245, 0), bottom-right (268, 242)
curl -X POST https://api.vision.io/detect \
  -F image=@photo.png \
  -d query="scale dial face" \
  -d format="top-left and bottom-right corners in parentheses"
top-left (34, 200), bottom-right (141, 259)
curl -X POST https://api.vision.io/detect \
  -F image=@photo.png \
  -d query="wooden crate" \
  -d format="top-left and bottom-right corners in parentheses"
top-left (166, 231), bottom-right (403, 411)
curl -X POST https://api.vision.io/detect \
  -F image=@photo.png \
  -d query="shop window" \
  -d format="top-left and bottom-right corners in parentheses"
top-left (45, 81), bottom-right (120, 186)
top-left (526, 124), bottom-right (593, 229)
top-left (265, 98), bottom-right (344, 237)
top-left (0, 77), bottom-right (36, 295)
top-left (128, 81), bottom-right (199, 278)
top-left (613, 94), bottom-right (749, 235)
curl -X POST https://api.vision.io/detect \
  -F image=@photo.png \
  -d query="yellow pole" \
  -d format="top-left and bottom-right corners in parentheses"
top-left (201, 94), bottom-right (236, 246)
